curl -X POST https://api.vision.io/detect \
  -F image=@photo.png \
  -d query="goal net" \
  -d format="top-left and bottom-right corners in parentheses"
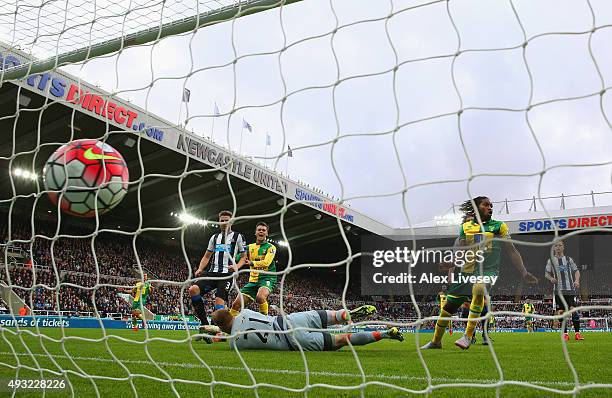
top-left (1, 0), bottom-right (611, 396)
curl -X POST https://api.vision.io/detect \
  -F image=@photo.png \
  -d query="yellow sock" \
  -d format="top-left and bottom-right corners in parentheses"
top-left (259, 301), bottom-right (268, 315)
top-left (432, 309), bottom-right (452, 344)
top-left (229, 308), bottom-right (240, 317)
top-left (465, 295), bottom-right (484, 338)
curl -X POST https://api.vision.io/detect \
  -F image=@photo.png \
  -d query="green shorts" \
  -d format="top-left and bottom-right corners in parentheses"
top-left (240, 276), bottom-right (276, 300)
top-left (131, 300), bottom-right (145, 311)
top-left (446, 272), bottom-right (496, 306)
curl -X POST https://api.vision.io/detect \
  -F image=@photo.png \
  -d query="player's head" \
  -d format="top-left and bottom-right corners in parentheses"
top-left (459, 196), bottom-right (492, 222)
top-left (218, 210), bottom-right (233, 231)
top-left (255, 222), bottom-right (269, 242)
top-left (441, 285), bottom-right (447, 293)
top-left (211, 309), bottom-right (234, 334)
top-left (553, 240), bottom-right (565, 256)
top-left (143, 273), bottom-right (148, 281)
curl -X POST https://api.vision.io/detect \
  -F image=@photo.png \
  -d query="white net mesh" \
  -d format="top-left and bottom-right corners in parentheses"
top-left (1, 0), bottom-right (612, 396)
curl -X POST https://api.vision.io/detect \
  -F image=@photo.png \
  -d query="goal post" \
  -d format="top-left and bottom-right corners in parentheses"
top-left (1, 0), bottom-right (304, 81)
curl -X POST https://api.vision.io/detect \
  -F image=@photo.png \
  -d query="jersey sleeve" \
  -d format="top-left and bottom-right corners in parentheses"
top-left (236, 233), bottom-right (246, 253)
top-left (569, 257), bottom-right (578, 272)
top-left (499, 222), bottom-right (510, 238)
top-left (206, 234), bottom-right (216, 252)
top-left (458, 224), bottom-right (466, 239)
top-left (253, 244), bottom-right (276, 270)
top-left (545, 259), bottom-right (552, 275)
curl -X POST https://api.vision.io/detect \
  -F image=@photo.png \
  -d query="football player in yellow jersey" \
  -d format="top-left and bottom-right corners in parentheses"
top-left (230, 222), bottom-right (277, 316)
top-left (124, 273), bottom-right (152, 331)
top-left (523, 299), bottom-right (536, 333)
top-left (422, 196), bottom-right (538, 350)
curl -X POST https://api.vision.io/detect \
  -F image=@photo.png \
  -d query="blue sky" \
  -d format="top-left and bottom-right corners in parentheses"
top-left (2, 0), bottom-right (611, 226)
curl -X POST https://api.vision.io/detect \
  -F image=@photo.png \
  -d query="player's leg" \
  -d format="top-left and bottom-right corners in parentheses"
top-left (569, 298), bottom-right (583, 340)
top-left (189, 281), bottom-right (211, 326)
top-left (214, 278), bottom-right (232, 312)
top-left (480, 302), bottom-right (489, 344)
top-left (423, 297), bottom-right (462, 349)
top-left (455, 283), bottom-right (486, 350)
top-left (231, 282), bottom-right (257, 316)
top-left (131, 309), bottom-right (139, 330)
top-left (255, 286), bottom-right (271, 315)
top-left (320, 305), bottom-right (377, 325)
top-left (255, 276), bottom-right (275, 315)
top-left (333, 328), bottom-right (404, 349)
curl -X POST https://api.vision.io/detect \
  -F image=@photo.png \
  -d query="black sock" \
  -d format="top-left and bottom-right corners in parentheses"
top-left (191, 295), bottom-right (209, 325)
top-left (572, 315), bottom-right (580, 333)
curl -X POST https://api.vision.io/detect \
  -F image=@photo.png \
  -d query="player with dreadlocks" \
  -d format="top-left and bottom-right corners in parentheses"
top-left (423, 196), bottom-right (538, 350)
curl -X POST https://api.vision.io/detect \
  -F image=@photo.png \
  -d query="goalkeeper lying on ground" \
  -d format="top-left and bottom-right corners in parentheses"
top-left (201, 305), bottom-right (403, 351)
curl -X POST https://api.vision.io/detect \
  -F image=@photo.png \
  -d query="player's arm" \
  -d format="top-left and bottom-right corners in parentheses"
top-left (252, 245), bottom-right (277, 270)
top-left (196, 235), bottom-right (216, 276)
top-left (570, 257), bottom-right (580, 288)
top-left (544, 259), bottom-right (557, 284)
top-left (230, 234), bottom-right (248, 272)
top-left (500, 223), bottom-right (538, 284)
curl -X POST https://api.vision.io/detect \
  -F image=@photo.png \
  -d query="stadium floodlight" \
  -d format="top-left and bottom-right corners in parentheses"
top-left (176, 212), bottom-right (207, 226)
top-left (314, 214), bottom-right (322, 220)
top-left (214, 171), bottom-right (225, 181)
top-left (12, 168), bottom-right (37, 181)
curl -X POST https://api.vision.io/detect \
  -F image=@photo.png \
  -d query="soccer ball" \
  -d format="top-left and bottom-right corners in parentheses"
top-left (43, 139), bottom-right (129, 217)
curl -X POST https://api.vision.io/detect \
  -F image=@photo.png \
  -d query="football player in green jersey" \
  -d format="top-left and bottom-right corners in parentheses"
top-left (230, 222), bottom-right (277, 316)
top-left (128, 273), bottom-right (152, 331)
top-left (523, 299), bottom-right (536, 333)
top-left (422, 196), bottom-right (538, 350)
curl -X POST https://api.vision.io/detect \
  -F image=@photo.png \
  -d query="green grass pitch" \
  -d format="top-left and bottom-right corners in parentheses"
top-left (0, 328), bottom-right (611, 397)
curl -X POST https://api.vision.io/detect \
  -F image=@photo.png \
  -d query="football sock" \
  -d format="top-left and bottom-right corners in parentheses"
top-left (480, 304), bottom-right (488, 336)
top-left (347, 331), bottom-right (384, 346)
top-left (572, 312), bottom-right (580, 333)
top-left (191, 294), bottom-right (209, 326)
top-left (327, 310), bottom-right (349, 324)
top-left (259, 301), bottom-right (268, 315)
top-left (465, 295), bottom-right (484, 338)
top-left (433, 308), bottom-right (452, 344)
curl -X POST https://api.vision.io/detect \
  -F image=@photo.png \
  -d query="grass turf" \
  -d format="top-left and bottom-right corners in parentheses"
top-left (0, 327), bottom-right (610, 397)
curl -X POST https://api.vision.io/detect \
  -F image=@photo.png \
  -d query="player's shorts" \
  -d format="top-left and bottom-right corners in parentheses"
top-left (194, 272), bottom-right (233, 302)
top-left (446, 271), bottom-right (496, 307)
top-left (131, 300), bottom-right (144, 311)
top-left (282, 310), bottom-right (334, 351)
top-left (555, 293), bottom-right (576, 310)
top-left (240, 275), bottom-right (276, 300)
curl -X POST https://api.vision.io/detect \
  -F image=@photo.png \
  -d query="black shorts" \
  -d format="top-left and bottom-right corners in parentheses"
top-left (555, 293), bottom-right (576, 310)
top-left (194, 273), bottom-right (233, 302)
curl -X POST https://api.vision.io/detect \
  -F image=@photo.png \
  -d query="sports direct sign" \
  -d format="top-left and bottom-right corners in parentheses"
top-left (517, 214), bottom-right (612, 232)
top-left (1, 52), bottom-right (164, 141)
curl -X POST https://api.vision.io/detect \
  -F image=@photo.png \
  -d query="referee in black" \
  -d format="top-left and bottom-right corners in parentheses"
top-left (189, 210), bottom-right (246, 341)
top-left (545, 240), bottom-right (583, 341)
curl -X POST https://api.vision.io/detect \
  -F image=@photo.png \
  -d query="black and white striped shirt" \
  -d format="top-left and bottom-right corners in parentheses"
top-left (205, 230), bottom-right (246, 274)
top-left (545, 256), bottom-right (578, 292)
